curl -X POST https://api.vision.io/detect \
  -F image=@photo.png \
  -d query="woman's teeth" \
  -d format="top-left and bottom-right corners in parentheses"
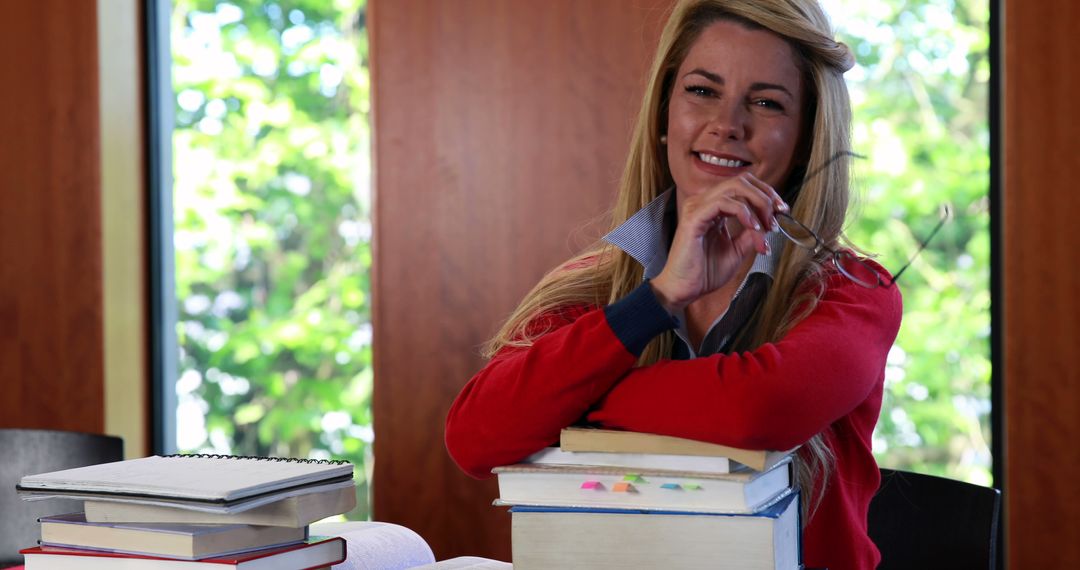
top-left (698, 153), bottom-right (748, 168)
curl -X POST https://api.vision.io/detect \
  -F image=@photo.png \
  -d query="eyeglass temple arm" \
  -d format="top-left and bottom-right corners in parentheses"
top-left (886, 205), bottom-right (951, 285)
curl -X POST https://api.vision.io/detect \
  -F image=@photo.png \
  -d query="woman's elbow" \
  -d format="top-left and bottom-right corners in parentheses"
top-left (444, 407), bottom-right (496, 479)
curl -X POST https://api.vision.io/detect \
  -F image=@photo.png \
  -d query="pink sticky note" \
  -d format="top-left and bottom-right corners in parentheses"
top-left (580, 480), bottom-right (601, 490)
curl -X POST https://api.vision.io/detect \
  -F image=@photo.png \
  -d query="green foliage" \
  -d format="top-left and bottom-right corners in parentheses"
top-left (828, 0), bottom-right (991, 484)
top-left (171, 0), bottom-right (372, 518)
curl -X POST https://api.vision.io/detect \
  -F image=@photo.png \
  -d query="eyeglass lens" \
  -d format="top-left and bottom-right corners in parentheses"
top-left (834, 251), bottom-right (883, 288)
top-left (776, 214), bottom-right (819, 249)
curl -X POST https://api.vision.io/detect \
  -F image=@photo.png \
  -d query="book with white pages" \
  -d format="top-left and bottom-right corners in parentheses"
top-left (526, 446), bottom-right (732, 473)
top-left (20, 536), bottom-right (346, 570)
top-left (17, 454), bottom-right (354, 514)
top-left (493, 455), bottom-right (793, 514)
top-left (38, 513), bottom-right (307, 560)
top-left (84, 483), bottom-right (357, 527)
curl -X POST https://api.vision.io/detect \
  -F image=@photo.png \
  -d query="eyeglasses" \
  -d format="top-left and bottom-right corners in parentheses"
top-left (774, 151), bottom-right (951, 289)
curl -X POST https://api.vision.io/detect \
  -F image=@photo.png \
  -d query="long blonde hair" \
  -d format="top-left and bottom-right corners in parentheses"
top-left (484, 0), bottom-right (856, 521)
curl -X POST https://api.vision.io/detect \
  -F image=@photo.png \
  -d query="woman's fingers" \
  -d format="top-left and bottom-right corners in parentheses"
top-left (653, 174), bottom-right (789, 311)
top-left (682, 174), bottom-right (781, 253)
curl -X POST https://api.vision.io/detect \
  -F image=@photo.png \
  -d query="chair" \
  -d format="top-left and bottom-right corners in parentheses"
top-left (0, 429), bottom-right (123, 566)
top-left (868, 467), bottom-right (1001, 570)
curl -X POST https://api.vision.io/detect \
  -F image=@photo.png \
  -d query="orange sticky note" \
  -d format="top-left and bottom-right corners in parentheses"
top-left (612, 482), bottom-right (633, 493)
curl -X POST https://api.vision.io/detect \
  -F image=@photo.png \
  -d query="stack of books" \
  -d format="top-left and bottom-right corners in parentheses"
top-left (15, 454), bottom-right (357, 569)
top-left (495, 427), bottom-right (801, 570)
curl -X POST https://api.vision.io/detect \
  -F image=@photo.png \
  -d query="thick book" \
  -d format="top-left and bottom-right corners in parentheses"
top-left (525, 446), bottom-right (732, 473)
top-left (83, 484), bottom-right (356, 528)
top-left (17, 455), bottom-right (354, 514)
top-left (38, 513), bottom-right (307, 560)
top-left (510, 492), bottom-right (800, 570)
top-left (560, 427), bottom-right (793, 472)
top-left (20, 536), bottom-right (346, 569)
top-left (493, 456), bottom-right (793, 514)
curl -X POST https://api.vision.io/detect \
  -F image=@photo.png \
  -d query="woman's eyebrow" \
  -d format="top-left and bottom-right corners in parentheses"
top-left (685, 68), bottom-right (724, 84)
top-left (684, 68), bottom-right (793, 98)
top-left (749, 82), bottom-right (794, 97)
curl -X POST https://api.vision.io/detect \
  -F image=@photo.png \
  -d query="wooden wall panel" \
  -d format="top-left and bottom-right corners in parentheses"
top-left (0, 2), bottom-right (104, 432)
top-left (1003, 0), bottom-right (1080, 566)
top-left (370, 0), bottom-right (670, 560)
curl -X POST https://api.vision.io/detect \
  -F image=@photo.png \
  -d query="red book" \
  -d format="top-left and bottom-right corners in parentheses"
top-left (19, 536), bottom-right (345, 569)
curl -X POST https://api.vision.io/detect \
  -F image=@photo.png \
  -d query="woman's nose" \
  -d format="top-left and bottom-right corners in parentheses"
top-left (707, 101), bottom-right (748, 140)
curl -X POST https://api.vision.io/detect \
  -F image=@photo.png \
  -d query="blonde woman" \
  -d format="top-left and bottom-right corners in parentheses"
top-left (445, 1), bottom-right (900, 568)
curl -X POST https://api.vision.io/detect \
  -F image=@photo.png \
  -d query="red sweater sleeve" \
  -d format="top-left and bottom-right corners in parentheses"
top-left (446, 272), bottom-right (901, 479)
top-left (444, 305), bottom-right (643, 478)
top-left (587, 273), bottom-right (902, 451)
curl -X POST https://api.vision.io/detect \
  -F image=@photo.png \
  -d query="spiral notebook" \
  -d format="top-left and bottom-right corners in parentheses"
top-left (17, 454), bottom-right (355, 514)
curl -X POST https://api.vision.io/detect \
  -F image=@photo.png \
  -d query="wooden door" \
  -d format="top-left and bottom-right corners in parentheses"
top-left (0, 1), bottom-right (104, 433)
top-left (369, 0), bottom-right (671, 560)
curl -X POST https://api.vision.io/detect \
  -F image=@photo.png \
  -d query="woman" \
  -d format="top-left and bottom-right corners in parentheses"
top-left (445, 1), bottom-right (900, 568)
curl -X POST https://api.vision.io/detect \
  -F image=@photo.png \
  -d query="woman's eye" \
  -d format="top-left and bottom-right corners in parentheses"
top-left (753, 98), bottom-right (784, 111)
top-left (685, 85), bottom-right (716, 97)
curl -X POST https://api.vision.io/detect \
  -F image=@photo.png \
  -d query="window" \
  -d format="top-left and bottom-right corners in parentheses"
top-left (159, 0), bottom-right (372, 519)
top-left (826, 0), bottom-right (992, 483)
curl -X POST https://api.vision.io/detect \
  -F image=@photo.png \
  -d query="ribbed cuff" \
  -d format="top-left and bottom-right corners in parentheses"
top-left (603, 281), bottom-right (679, 356)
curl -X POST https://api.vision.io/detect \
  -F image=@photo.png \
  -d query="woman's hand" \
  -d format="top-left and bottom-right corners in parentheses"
top-left (650, 173), bottom-right (787, 314)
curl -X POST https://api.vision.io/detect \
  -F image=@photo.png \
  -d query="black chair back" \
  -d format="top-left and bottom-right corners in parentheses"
top-left (0, 429), bottom-right (124, 565)
top-left (868, 467), bottom-right (1001, 570)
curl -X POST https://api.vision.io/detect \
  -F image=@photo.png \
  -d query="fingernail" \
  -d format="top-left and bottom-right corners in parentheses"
top-left (765, 241), bottom-right (772, 254)
top-left (753, 221), bottom-right (762, 230)
top-left (778, 201), bottom-right (790, 212)
top-left (771, 219), bottom-right (779, 232)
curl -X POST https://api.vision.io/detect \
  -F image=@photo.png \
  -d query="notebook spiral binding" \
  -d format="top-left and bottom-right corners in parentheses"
top-left (162, 453), bottom-right (351, 465)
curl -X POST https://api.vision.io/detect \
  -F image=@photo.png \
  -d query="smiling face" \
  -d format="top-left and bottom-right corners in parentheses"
top-left (666, 19), bottom-right (806, 203)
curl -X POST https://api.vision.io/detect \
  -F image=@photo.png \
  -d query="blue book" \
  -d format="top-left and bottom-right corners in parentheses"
top-left (509, 491), bottom-right (801, 570)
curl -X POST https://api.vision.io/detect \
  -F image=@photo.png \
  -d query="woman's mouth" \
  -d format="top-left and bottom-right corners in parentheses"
top-left (696, 152), bottom-right (750, 168)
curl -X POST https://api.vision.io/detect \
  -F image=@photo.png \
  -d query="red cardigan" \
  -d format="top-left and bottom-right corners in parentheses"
top-left (446, 269), bottom-right (902, 570)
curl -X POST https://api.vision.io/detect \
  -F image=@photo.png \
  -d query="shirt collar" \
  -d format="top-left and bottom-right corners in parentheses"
top-left (603, 188), bottom-right (785, 280)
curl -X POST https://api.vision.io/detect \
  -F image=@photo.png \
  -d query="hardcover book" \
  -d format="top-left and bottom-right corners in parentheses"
top-left (493, 456), bottom-right (793, 514)
top-left (525, 446), bottom-right (733, 473)
top-left (38, 513), bottom-right (307, 560)
top-left (83, 484), bottom-right (356, 528)
top-left (510, 492), bottom-right (800, 570)
top-left (20, 536), bottom-right (346, 570)
top-left (560, 427), bottom-right (794, 472)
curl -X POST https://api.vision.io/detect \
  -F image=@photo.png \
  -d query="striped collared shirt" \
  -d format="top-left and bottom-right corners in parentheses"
top-left (603, 189), bottom-right (785, 357)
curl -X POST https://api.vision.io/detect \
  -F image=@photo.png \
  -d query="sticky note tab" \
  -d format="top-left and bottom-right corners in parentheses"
top-left (580, 480), bottom-right (602, 490)
top-left (660, 483), bottom-right (681, 490)
top-left (612, 482), bottom-right (633, 493)
top-left (683, 483), bottom-right (703, 491)
top-left (622, 473), bottom-right (645, 482)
